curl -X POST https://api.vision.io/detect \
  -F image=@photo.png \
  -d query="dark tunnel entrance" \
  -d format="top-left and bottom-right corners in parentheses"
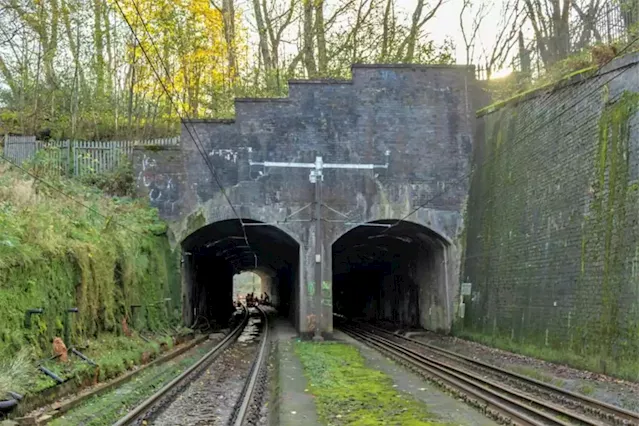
top-left (182, 219), bottom-right (299, 328)
top-left (332, 220), bottom-right (453, 332)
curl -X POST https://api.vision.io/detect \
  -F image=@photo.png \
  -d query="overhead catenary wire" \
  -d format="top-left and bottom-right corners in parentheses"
top-left (382, 37), bottom-right (639, 233)
top-left (112, 0), bottom-right (257, 266)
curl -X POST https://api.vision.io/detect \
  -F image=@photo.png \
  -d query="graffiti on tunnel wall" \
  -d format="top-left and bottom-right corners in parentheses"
top-left (138, 154), bottom-right (179, 214)
top-left (307, 281), bottom-right (332, 306)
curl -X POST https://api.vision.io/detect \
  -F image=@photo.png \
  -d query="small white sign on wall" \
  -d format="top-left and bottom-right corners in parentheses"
top-left (461, 282), bottom-right (472, 296)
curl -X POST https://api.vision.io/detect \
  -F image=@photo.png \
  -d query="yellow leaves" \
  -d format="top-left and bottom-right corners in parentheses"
top-left (114, 0), bottom-right (241, 117)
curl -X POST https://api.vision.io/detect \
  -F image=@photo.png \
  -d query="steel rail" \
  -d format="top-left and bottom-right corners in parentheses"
top-left (113, 306), bottom-right (250, 426)
top-left (231, 305), bottom-right (270, 426)
top-left (354, 321), bottom-right (639, 425)
top-left (340, 324), bottom-right (605, 426)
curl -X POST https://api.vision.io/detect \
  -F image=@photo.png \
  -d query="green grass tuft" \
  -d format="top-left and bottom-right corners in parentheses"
top-left (577, 383), bottom-right (596, 396)
top-left (0, 348), bottom-right (36, 395)
top-left (456, 331), bottom-right (638, 382)
top-left (510, 365), bottom-right (565, 387)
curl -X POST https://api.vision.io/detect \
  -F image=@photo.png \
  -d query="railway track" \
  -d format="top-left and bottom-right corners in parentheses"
top-left (338, 321), bottom-right (639, 426)
top-left (113, 305), bottom-right (270, 426)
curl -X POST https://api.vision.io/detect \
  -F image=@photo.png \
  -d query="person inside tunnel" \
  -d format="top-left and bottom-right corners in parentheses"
top-left (181, 219), bottom-right (299, 327)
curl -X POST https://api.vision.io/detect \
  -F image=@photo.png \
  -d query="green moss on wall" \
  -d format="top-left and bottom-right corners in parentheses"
top-left (460, 74), bottom-right (638, 380)
top-left (477, 65), bottom-right (598, 117)
top-left (577, 90), bottom-right (639, 364)
top-left (0, 164), bottom-right (180, 359)
top-left (186, 210), bottom-right (207, 236)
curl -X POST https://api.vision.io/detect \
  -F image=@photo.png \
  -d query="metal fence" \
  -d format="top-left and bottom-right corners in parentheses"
top-left (475, 0), bottom-right (638, 81)
top-left (590, 0), bottom-right (638, 46)
top-left (2, 135), bottom-right (179, 176)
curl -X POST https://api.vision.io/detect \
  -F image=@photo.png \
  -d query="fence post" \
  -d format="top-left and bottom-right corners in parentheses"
top-left (73, 140), bottom-right (78, 176)
top-left (65, 141), bottom-right (71, 176)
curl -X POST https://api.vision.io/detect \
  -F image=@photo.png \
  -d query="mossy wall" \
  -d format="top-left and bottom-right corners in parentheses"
top-left (0, 164), bottom-right (180, 359)
top-left (461, 53), bottom-right (639, 378)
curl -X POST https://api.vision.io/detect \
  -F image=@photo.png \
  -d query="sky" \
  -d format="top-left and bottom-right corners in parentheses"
top-left (394, 0), bottom-right (505, 64)
top-left (238, 0), bottom-right (516, 76)
top-left (376, 0), bottom-right (525, 77)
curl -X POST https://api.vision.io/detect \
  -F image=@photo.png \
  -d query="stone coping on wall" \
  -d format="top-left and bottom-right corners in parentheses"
top-left (476, 51), bottom-right (639, 118)
top-left (234, 97), bottom-right (290, 103)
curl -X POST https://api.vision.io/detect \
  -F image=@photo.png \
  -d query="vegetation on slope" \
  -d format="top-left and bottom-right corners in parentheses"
top-left (0, 151), bottom-right (180, 393)
top-left (481, 39), bottom-right (639, 113)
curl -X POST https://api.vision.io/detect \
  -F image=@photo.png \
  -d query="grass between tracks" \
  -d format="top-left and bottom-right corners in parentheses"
top-left (295, 341), bottom-right (447, 426)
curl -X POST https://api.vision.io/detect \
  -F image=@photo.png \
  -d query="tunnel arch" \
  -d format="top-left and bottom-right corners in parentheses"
top-left (331, 218), bottom-right (454, 246)
top-left (332, 219), bottom-right (455, 332)
top-left (181, 219), bottom-right (300, 327)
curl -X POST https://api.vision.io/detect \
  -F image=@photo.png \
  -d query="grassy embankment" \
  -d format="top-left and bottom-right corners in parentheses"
top-left (0, 150), bottom-right (181, 397)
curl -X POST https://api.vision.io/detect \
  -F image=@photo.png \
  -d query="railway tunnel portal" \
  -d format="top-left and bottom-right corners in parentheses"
top-left (332, 220), bottom-right (454, 332)
top-left (134, 63), bottom-right (481, 336)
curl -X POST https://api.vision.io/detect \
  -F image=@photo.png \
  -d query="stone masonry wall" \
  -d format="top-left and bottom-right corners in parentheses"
top-left (135, 64), bottom-right (482, 333)
top-left (462, 53), bottom-right (639, 373)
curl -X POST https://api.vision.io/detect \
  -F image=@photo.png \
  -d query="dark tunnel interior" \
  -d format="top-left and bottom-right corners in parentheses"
top-left (332, 220), bottom-right (450, 330)
top-left (182, 219), bottom-right (299, 327)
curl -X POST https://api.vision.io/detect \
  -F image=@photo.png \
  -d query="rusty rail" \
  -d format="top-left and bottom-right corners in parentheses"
top-left (340, 322), bottom-right (637, 426)
top-left (113, 306), bottom-right (249, 426)
top-left (230, 305), bottom-right (270, 426)
top-left (353, 321), bottom-right (639, 426)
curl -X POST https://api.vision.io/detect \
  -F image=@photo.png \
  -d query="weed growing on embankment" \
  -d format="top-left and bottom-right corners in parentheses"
top-left (0, 152), bottom-right (180, 393)
top-left (295, 341), bottom-right (447, 426)
top-left (0, 349), bottom-right (33, 396)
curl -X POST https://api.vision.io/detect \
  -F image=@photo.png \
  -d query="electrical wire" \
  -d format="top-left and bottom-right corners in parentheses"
top-left (382, 37), bottom-right (639, 232)
top-left (112, 0), bottom-right (257, 267)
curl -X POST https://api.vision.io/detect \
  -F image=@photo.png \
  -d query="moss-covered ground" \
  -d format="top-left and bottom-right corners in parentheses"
top-left (49, 338), bottom-right (216, 426)
top-left (294, 341), bottom-right (448, 426)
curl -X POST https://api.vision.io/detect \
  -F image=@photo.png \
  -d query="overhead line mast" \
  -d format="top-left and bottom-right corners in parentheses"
top-left (248, 151), bottom-right (390, 339)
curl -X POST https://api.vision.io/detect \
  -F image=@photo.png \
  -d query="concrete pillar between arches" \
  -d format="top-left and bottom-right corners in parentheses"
top-left (301, 236), bottom-right (333, 337)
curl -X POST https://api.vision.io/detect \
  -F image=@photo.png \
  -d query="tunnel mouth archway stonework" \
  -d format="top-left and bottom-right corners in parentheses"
top-left (332, 220), bottom-right (456, 332)
top-left (134, 63), bottom-right (479, 334)
top-left (181, 219), bottom-right (300, 328)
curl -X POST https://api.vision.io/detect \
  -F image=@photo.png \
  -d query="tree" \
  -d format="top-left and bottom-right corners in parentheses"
top-left (619, 0), bottom-right (639, 37)
top-left (571, 0), bottom-right (605, 50)
top-left (0, 0), bottom-right (245, 137)
top-left (0, 0), bottom-right (457, 136)
top-left (523, 0), bottom-right (572, 68)
top-left (459, 0), bottom-right (488, 65)
top-left (478, 0), bottom-right (525, 78)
